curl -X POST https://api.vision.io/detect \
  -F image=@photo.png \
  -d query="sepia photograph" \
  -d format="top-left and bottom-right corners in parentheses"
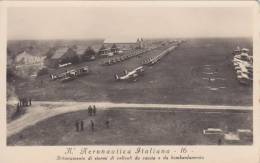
top-left (5, 4), bottom-right (254, 146)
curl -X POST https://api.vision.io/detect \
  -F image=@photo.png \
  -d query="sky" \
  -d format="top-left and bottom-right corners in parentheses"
top-left (7, 7), bottom-right (253, 40)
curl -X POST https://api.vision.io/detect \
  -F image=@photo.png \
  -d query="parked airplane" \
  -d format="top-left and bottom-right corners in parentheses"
top-left (114, 66), bottom-right (144, 81)
top-left (50, 66), bottom-right (89, 82)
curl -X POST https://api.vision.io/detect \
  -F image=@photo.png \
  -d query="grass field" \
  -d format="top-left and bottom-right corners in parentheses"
top-left (7, 108), bottom-right (252, 145)
top-left (11, 38), bottom-right (252, 105)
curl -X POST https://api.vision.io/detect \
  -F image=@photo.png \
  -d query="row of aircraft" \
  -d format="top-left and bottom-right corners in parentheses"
top-left (114, 44), bottom-right (179, 82)
top-left (142, 46), bottom-right (176, 66)
top-left (232, 47), bottom-right (253, 85)
top-left (102, 48), bottom-right (148, 66)
top-left (102, 45), bottom-right (161, 66)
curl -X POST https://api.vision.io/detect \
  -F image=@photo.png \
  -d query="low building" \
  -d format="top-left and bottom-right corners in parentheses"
top-left (15, 51), bottom-right (46, 65)
top-left (98, 45), bottom-right (113, 57)
top-left (103, 37), bottom-right (145, 51)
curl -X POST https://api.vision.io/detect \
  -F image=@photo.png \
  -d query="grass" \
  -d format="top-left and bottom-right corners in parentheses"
top-left (12, 38), bottom-right (252, 105)
top-left (7, 108), bottom-right (252, 145)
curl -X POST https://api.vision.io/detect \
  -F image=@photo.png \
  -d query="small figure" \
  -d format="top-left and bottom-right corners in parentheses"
top-left (29, 98), bottom-right (32, 106)
top-left (90, 120), bottom-right (94, 132)
top-left (23, 98), bottom-right (27, 107)
top-left (80, 120), bottom-right (84, 131)
top-left (25, 98), bottom-right (29, 106)
top-left (93, 105), bottom-right (96, 116)
top-left (105, 120), bottom-right (110, 128)
top-left (75, 121), bottom-right (80, 132)
top-left (88, 105), bottom-right (92, 116)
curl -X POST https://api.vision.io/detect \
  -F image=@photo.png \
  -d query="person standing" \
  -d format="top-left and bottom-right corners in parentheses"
top-left (90, 120), bottom-right (94, 132)
top-left (75, 121), bottom-right (79, 132)
top-left (105, 120), bottom-right (109, 129)
top-left (88, 106), bottom-right (90, 116)
top-left (93, 105), bottom-right (96, 116)
top-left (88, 105), bottom-right (92, 116)
top-left (80, 120), bottom-right (84, 131)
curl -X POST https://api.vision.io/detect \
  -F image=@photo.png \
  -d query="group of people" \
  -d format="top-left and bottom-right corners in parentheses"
top-left (75, 105), bottom-right (97, 132)
top-left (75, 120), bottom-right (95, 132)
top-left (88, 105), bottom-right (96, 116)
top-left (75, 105), bottom-right (110, 132)
top-left (18, 98), bottom-right (32, 107)
top-left (16, 97), bottom-right (32, 113)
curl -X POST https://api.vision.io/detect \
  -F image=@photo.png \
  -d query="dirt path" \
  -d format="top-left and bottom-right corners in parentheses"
top-left (7, 101), bottom-right (252, 137)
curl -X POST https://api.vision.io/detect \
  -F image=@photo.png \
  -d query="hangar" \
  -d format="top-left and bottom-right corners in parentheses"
top-left (103, 37), bottom-right (145, 51)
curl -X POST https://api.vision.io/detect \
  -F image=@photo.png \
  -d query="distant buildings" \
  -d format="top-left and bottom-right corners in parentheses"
top-left (232, 47), bottom-right (253, 85)
top-left (45, 46), bottom-right (98, 68)
top-left (15, 51), bottom-right (46, 67)
top-left (104, 37), bottom-right (145, 50)
top-left (98, 45), bottom-right (114, 57)
top-left (12, 38), bottom-right (146, 68)
top-left (99, 37), bottom-right (145, 57)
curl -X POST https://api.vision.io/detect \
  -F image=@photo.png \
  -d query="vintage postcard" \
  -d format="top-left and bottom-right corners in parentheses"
top-left (0, 1), bottom-right (259, 163)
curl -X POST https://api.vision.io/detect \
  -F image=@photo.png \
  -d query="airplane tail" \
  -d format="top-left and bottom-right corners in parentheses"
top-left (114, 74), bottom-right (119, 81)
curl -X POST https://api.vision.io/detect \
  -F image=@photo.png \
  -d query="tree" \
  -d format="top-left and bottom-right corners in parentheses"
top-left (60, 48), bottom-right (79, 64)
top-left (82, 46), bottom-right (96, 61)
top-left (71, 55), bottom-right (80, 64)
top-left (45, 47), bottom-right (56, 59)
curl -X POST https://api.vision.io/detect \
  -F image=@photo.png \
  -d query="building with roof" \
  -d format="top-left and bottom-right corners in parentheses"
top-left (98, 45), bottom-right (113, 57)
top-left (15, 51), bottom-right (46, 66)
top-left (103, 37), bottom-right (145, 51)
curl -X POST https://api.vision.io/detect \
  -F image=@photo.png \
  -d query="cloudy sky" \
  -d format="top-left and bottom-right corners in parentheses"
top-left (8, 7), bottom-right (253, 40)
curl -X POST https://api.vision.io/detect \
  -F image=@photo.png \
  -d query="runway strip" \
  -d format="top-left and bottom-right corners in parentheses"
top-left (7, 101), bottom-right (252, 137)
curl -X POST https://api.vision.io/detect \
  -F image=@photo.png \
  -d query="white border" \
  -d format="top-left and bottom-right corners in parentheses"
top-left (0, 1), bottom-right (259, 163)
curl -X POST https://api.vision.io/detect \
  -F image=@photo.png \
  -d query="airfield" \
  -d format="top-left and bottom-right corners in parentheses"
top-left (7, 101), bottom-right (252, 145)
top-left (14, 38), bottom-right (252, 105)
top-left (7, 38), bottom-right (253, 145)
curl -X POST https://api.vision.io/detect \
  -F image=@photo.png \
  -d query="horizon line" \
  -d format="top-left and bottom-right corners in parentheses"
top-left (8, 36), bottom-right (253, 41)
